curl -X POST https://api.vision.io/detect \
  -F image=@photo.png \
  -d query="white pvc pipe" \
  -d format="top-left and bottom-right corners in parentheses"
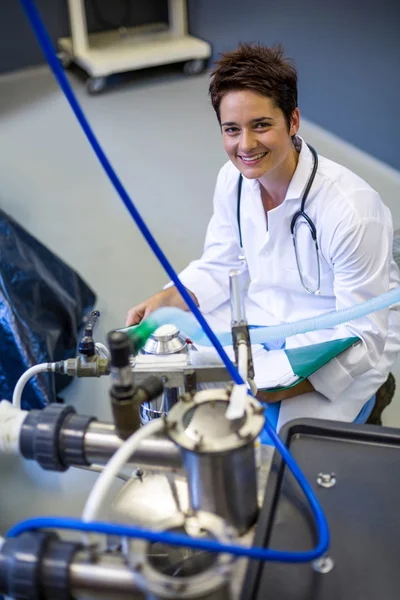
top-left (0, 400), bottom-right (28, 455)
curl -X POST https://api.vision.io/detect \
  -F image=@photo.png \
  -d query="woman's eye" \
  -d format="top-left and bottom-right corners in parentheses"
top-left (224, 127), bottom-right (239, 134)
top-left (255, 122), bottom-right (270, 129)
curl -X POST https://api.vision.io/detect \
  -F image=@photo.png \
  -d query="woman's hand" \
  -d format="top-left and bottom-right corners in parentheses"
top-left (125, 286), bottom-right (199, 326)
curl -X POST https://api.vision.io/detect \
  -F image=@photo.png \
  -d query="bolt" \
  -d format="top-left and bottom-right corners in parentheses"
top-left (236, 428), bottom-right (253, 442)
top-left (224, 525), bottom-right (237, 539)
top-left (180, 392), bottom-right (192, 402)
top-left (194, 435), bottom-right (204, 451)
top-left (135, 468), bottom-right (144, 482)
top-left (165, 419), bottom-right (178, 431)
top-left (317, 473), bottom-right (336, 488)
top-left (312, 555), bottom-right (335, 573)
top-left (133, 561), bottom-right (144, 573)
top-left (165, 581), bottom-right (187, 593)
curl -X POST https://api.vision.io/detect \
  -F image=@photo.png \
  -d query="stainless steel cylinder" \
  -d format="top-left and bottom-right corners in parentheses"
top-left (139, 325), bottom-right (188, 424)
top-left (183, 444), bottom-right (258, 534)
top-left (70, 553), bottom-right (144, 599)
top-left (83, 421), bottom-right (183, 471)
top-left (130, 512), bottom-right (234, 600)
top-left (166, 389), bottom-right (265, 534)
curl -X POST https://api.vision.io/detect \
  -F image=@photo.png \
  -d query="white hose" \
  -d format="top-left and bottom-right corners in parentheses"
top-left (12, 363), bottom-right (56, 409)
top-left (95, 342), bottom-right (110, 360)
top-left (82, 419), bottom-right (164, 525)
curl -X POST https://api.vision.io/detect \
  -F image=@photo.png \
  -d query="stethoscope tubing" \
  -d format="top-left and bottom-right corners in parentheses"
top-left (237, 143), bottom-right (321, 295)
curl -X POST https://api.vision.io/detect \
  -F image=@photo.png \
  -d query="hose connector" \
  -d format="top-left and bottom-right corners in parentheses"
top-left (54, 357), bottom-right (110, 377)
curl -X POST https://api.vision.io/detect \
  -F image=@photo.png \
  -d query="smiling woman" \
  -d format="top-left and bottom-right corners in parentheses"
top-left (126, 43), bottom-right (400, 432)
top-left (219, 90), bottom-right (300, 209)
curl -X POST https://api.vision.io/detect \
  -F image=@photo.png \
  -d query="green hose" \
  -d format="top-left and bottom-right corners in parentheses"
top-left (119, 319), bottom-right (159, 352)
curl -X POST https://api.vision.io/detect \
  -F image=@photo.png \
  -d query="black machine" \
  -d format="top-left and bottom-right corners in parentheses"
top-left (242, 418), bottom-right (400, 600)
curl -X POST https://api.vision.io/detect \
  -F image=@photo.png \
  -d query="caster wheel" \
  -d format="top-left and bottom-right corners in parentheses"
top-left (58, 50), bottom-right (72, 69)
top-left (183, 59), bottom-right (207, 76)
top-left (87, 76), bottom-right (107, 95)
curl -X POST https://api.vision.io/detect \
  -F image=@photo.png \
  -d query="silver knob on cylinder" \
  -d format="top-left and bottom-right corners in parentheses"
top-left (141, 325), bottom-right (188, 356)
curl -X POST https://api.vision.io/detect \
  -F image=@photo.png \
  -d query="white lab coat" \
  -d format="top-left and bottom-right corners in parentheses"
top-left (177, 139), bottom-right (400, 429)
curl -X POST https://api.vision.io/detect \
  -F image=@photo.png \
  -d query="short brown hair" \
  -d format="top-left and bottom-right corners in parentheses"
top-left (209, 44), bottom-right (298, 133)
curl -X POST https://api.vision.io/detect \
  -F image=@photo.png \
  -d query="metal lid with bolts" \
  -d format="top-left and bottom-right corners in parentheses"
top-left (165, 389), bottom-right (265, 454)
top-left (141, 324), bottom-right (188, 356)
top-left (129, 511), bottom-right (234, 599)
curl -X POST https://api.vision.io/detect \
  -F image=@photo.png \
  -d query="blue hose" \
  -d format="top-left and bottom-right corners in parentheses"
top-left (7, 516), bottom-right (324, 563)
top-left (17, 0), bottom-right (236, 384)
top-left (19, 0), bottom-right (329, 564)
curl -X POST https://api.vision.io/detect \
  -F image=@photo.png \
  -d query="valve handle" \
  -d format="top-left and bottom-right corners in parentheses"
top-left (79, 310), bottom-right (100, 357)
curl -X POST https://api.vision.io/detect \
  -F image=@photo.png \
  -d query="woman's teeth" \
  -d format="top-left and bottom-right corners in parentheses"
top-left (240, 152), bottom-right (267, 163)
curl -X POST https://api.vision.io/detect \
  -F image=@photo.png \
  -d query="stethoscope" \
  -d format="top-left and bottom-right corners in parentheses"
top-left (236, 143), bottom-right (321, 295)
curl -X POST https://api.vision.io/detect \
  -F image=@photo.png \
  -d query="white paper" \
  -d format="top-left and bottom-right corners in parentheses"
top-left (189, 344), bottom-right (299, 389)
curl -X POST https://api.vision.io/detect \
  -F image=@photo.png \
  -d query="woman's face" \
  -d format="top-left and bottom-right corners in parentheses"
top-left (220, 90), bottom-right (299, 180)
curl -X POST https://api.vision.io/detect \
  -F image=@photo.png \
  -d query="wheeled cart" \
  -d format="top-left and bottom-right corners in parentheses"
top-left (58, 0), bottom-right (212, 93)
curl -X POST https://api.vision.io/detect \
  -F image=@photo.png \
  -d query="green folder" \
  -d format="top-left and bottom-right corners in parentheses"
top-left (265, 336), bottom-right (360, 391)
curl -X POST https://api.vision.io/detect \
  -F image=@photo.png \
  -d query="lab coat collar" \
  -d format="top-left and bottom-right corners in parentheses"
top-left (284, 136), bottom-right (314, 202)
top-left (243, 136), bottom-right (314, 202)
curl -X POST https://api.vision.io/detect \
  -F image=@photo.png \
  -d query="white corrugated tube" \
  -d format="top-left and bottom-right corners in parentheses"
top-left (138, 286), bottom-right (400, 346)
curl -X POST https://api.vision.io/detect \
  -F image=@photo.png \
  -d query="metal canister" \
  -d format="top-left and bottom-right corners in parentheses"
top-left (139, 325), bottom-right (188, 424)
top-left (165, 388), bottom-right (265, 534)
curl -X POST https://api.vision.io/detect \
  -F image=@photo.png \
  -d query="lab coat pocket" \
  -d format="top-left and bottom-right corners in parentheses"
top-left (282, 257), bottom-right (333, 296)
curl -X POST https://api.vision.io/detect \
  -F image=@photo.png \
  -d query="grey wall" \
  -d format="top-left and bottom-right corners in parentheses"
top-left (188, 0), bottom-right (400, 171)
top-left (1, 0), bottom-right (399, 170)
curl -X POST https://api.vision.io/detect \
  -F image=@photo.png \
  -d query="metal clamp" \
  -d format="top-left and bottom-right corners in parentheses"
top-left (229, 269), bottom-right (254, 380)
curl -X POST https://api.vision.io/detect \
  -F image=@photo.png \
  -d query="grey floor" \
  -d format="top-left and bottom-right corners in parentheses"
top-left (1, 64), bottom-right (400, 530)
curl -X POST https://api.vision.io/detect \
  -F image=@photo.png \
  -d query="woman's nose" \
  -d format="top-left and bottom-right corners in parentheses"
top-left (239, 129), bottom-right (257, 153)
